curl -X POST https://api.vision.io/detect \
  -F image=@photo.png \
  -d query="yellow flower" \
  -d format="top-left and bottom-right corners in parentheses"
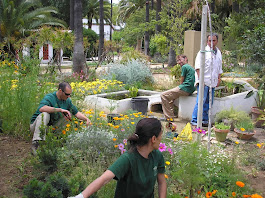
top-left (74, 128), bottom-right (78, 131)
top-left (164, 174), bottom-right (168, 179)
top-left (131, 122), bottom-right (135, 125)
top-left (113, 138), bottom-right (117, 142)
top-left (165, 161), bottom-right (170, 165)
top-left (235, 141), bottom-right (239, 144)
top-left (66, 124), bottom-right (71, 128)
top-left (236, 181), bottom-right (245, 188)
top-left (62, 130), bottom-right (66, 135)
top-left (240, 128), bottom-right (245, 132)
top-left (74, 121), bottom-right (78, 124)
top-left (114, 125), bottom-right (120, 129)
top-left (66, 128), bottom-right (70, 131)
top-left (212, 190), bottom-right (217, 195)
top-left (257, 143), bottom-right (264, 148)
top-left (149, 111), bottom-right (153, 114)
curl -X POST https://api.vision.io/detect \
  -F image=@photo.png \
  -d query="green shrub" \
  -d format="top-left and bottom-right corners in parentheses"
top-left (102, 59), bottom-right (154, 85)
top-left (120, 50), bottom-right (149, 64)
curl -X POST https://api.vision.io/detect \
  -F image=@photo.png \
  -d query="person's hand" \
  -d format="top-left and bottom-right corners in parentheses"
top-left (68, 193), bottom-right (84, 198)
top-left (86, 118), bottom-right (92, 127)
top-left (61, 109), bottom-right (72, 121)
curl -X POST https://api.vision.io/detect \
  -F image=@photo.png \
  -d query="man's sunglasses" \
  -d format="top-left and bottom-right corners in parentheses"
top-left (62, 90), bottom-right (71, 96)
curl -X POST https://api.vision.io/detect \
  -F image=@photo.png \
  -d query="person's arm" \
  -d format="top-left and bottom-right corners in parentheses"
top-left (180, 76), bottom-right (184, 85)
top-left (39, 105), bottom-right (71, 119)
top-left (157, 173), bottom-right (167, 198)
top-left (75, 112), bottom-right (91, 126)
top-left (80, 170), bottom-right (115, 198)
top-left (217, 74), bottom-right (221, 87)
top-left (196, 69), bottom-right (200, 79)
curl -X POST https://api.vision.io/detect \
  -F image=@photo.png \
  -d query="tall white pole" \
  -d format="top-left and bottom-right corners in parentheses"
top-left (197, 5), bottom-right (208, 142)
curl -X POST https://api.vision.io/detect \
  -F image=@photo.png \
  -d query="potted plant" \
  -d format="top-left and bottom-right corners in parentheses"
top-left (215, 107), bottom-right (250, 130)
top-left (246, 71), bottom-right (265, 127)
top-left (234, 120), bottom-right (255, 140)
top-left (213, 122), bottom-right (230, 142)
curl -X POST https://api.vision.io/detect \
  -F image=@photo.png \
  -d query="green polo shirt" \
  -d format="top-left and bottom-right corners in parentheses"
top-left (108, 149), bottom-right (165, 198)
top-left (178, 64), bottom-right (196, 94)
top-left (30, 91), bottom-right (78, 125)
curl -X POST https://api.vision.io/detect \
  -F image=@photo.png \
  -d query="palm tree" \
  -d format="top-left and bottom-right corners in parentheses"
top-left (118, 0), bottom-right (145, 23)
top-left (98, 0), bottom-right (104, 62)
top-left (0, 0), bottom-right (66, 54)
top-left (72, 0), bottom-right (86, 74)
top-left (83, 0), bottom-right (111, 29)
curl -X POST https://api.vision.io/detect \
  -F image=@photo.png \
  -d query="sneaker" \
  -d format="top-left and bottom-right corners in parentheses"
top-left (31, 141), bottom-right (39, 156)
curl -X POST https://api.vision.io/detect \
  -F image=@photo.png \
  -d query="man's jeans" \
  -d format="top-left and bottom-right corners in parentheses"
top-left (191, 85), bottom-right (215, 125)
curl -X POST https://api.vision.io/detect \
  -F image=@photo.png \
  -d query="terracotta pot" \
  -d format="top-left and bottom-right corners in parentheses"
top-left (213, 127), bottom-right (230, 142)
top-left (251, 107), bottom-right (265, 128)
top-left (234, 128), bottom-right (256, 140)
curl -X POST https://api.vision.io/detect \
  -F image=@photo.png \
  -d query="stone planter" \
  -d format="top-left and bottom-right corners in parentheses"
top-left (213, 127), bottom-right (229, 142)
top-left (234, 128), bottom-right (256, 140)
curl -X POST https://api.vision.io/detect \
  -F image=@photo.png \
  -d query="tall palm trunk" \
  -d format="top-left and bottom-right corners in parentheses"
top-left (144, 0), bottom-right (150, 56)
top-left (98, 0), bottom-right (104, 62)
top-left (168, 46), bottom-right (176, 67)
top-left (73, 0), bottom-right (87, 74)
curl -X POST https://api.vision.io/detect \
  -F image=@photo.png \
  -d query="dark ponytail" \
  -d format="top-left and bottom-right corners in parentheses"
top-left (127, 118), bottom-right (161, 152)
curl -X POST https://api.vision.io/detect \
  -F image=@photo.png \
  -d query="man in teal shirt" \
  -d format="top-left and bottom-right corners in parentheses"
top-left (30, 82), bottom-right (91, 154)
top-left (161, 54), bottom-right (195, 121)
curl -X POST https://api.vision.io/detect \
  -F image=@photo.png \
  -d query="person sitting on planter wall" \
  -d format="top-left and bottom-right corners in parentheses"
top-left (161, 54), bottom-right (196, 121)
top-left (30, 82), bottom-right (91, 155)
top-left (69, 118), bottom-right (167, 198)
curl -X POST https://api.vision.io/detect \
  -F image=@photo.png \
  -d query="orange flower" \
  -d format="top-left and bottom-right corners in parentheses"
top-left (212, 190), bottom-right (217, 195)
top-left (164, 174), bottom-right (168, 179)
top-left (232, 192), bottom-right (236, 197)
top-left (236, 181), bottom-right (245, 187)
top-left (113, 138), bottom-right (117, 142)
top-left (74, 128), bottom-right (78, 131)
top-left (185, 197), bottom-right (188, 198)
top-left (197, 190), bottom-right (201, 194)
top-left (62, 130), bottom-right (66, 135)
top-left (114, 125), bottom-right (120, 129)
top-left (251, 194), bottom-right (263, 198)
top-left (114, 145), bottom-right (118, 148)
top-left (52, 128), bottom-right (55, 130)
top-left (206, 192), bottom-right (212, 198)
top-left (243, 195), bottom-right (251, 198)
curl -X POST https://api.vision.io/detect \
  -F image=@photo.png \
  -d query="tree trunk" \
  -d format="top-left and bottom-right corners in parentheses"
top-left (232, 1), bottom-right (239, 13)
top-left (110, 0), bottom-right (113, 41)
top-left (210, 0), bottom-right (215, 13)
top-left (70, 0), bottom-right (74, 30)
top-left (144, 0), bottom-right (150, 56)
top-left (136, 39), bottom-right (142, 52)
top-left (98, 0), bottom-right (104, 62)
top-left (168, 47), bottom-right (176, 67)
top-left (73, 0), bottom-right (86, 74)
top-left (156, 0), bottom-right (161, 33)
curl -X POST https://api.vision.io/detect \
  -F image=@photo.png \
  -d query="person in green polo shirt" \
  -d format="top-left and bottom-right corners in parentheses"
top-left (161, 54), bottom-right (196, 121)
top-left (30, 82), bottom-right (91, 154)
top-left (69, 118), bottom-right (167, 198)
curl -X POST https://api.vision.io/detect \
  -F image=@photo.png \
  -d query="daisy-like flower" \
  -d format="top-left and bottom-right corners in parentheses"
top-left (212, 190), bottom-right (217, 195)
top-left (62, 130), bottom-right (66, 135)
top-left (251, 194), bottom-right (263, 198)
top-left (206, 192), bottom-right (212, 198)
top-left (165, 161), bottom-right (170, 165)
top-left (257, 143), bottom-right (264, 148)
top-left (123, 139), bottom-right (127, 145)
top-left (167, 148), bottom-right (173, 155)
top-left (243, 195), bottom-right (251, 198)
top-left (235, 141), bottom-right (239, 144)
top-left (121, 128), bottom-right (125, 132)
top-left (158, 143), bottom-right (167, 152)
top-left (240, 128), bottom-right (246, 132)
top-left (114, 145), bottom-right (118, 148)
top-left (236, 181), bottom-right (245, 188)
top-left (131, 122), bottom-right (135, 125)
top-left (113, 138), bottom-right (117, 142)
top-left (232, 192), bottom-right (236, 197)
top-left (164, 174), bottom-right (168, 179)
top-left (197, 190), bottom-right (201, 194)
top-left (192, 127), bottom-right (206, 134)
